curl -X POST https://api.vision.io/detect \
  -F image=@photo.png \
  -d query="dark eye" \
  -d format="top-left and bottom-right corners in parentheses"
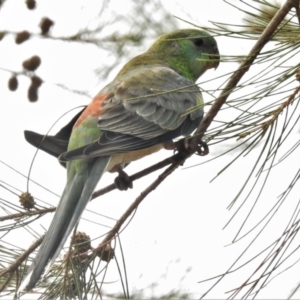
top-left (192, 38), bottom-right (203, 47)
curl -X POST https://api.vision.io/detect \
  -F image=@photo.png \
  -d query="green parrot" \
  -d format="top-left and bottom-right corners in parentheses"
top-left (19, 29), bottom-right (219, 292)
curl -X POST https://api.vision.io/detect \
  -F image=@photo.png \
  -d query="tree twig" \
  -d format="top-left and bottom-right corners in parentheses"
top-left (292, 0), bottom-right (300, 26)
top-left (97, 153), bottom-right (187, 249)
top-left (190, 0), bottom-right (300, 147)
top-left (0, 208), bottom-right (55, 222)
top-left (0, 236), bottom-right (44, 285)
top-left (91, 151), bottom-right (181, 200)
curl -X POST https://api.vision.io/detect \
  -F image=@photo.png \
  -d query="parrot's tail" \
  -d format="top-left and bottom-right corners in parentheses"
top-left (18, 156), bottom-right (110, 292)
top-left (24, 130), bottom-right (68, 159)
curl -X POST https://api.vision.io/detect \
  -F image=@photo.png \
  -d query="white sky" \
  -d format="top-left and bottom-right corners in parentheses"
top-left (1, 0), bottom-right (299, 299)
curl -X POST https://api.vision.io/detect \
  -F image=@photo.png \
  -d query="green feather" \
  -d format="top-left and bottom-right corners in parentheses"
top-left (117, 29), bottom-right (219, 82)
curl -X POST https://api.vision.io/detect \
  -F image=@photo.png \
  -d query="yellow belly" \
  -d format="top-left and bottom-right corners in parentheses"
top-left (105, 144), bottom-right (163, 172)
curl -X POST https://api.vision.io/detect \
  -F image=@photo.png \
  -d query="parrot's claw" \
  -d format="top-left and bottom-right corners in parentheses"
top-left (172, 139), bottom-right (186, 156)
top-left (173, 138), bottom-right (209, 157)
top-left (114, 170), bottom-right (133, 191)
top-left (195, 140), bottom-right (209, 156)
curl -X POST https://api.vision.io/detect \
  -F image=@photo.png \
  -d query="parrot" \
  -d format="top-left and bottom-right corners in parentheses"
top-left (19, 28), bottom-right (219, 292)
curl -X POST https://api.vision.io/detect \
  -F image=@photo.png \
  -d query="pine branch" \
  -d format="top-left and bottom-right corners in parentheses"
top-left (0, 236), bottom-right (43, 292)
top-left (193, 0), bottom-right (300, 145)
top-left (96, 152), bottom-right (188, 249)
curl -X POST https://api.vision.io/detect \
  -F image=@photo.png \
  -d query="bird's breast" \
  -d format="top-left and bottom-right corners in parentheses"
top-left (106, 144), bottom-right (163, 172)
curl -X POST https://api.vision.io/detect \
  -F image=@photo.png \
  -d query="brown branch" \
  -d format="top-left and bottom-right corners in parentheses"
top-left (261, 84), bottom-right (300, 128)
top-left (0, 208), bottom-right (55, 222)
top-left (190, 0), bottom-right (299, 148)
top-left (237, 84), bottom-right (300, 139)
top-left (0, 236), bottom-right (44, 281)
top-left (0, 271), bottom-right (14, 293)
top-left (97, 153), bottom-right (187, 249)
top-left (195, 3), bottom-right (300, 300)
top-left (293, 0), bottom-right (300, 26)
top-left (91, 151), bottom-right (181, 200)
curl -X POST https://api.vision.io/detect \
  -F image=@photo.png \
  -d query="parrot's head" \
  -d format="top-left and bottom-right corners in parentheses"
top-left (149, 29), bottom-right (220, 82)
top-left (117, 29), bottom-right (219, 82)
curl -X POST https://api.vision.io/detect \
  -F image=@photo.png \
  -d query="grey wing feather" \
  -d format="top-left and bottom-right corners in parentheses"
top-left (107, 67), bottom-right (202, 135)
top-left (60, 66), bottom-right (203, 162)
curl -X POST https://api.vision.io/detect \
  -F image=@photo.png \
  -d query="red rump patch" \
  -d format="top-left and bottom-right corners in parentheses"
top-left (74, 94), bottom-right (109, 127)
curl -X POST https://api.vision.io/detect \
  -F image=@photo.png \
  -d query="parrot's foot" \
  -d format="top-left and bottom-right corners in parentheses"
top-left (163, 139), bottom-right (209, 156)
top-left (114, 169), bottom-right (133, 191)
top-left (195, 140), bottom-right (209, 156)
top-left (174, 138), bottom-right (209, 156)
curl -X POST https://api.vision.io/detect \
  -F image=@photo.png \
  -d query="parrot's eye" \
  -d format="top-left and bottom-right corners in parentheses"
top-left (192, 38), bottom-right (203, 47)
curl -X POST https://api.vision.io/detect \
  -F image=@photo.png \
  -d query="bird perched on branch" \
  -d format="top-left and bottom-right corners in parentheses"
top-left (19, 28), bottom-right (219, 292)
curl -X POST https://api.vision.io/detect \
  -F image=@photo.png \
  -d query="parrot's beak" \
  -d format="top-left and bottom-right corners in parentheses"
top-left (209, 46), bottom-right (220, 70)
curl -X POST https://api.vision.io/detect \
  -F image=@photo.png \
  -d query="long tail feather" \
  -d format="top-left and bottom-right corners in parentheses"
top-left (18, 156), bottom-right (110, 292)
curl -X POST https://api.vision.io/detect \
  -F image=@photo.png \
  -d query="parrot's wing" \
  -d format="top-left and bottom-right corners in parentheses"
top-left (60, 66), bottom-right (203, 161)
top-left (24, 107), bottom-right (86, 163)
